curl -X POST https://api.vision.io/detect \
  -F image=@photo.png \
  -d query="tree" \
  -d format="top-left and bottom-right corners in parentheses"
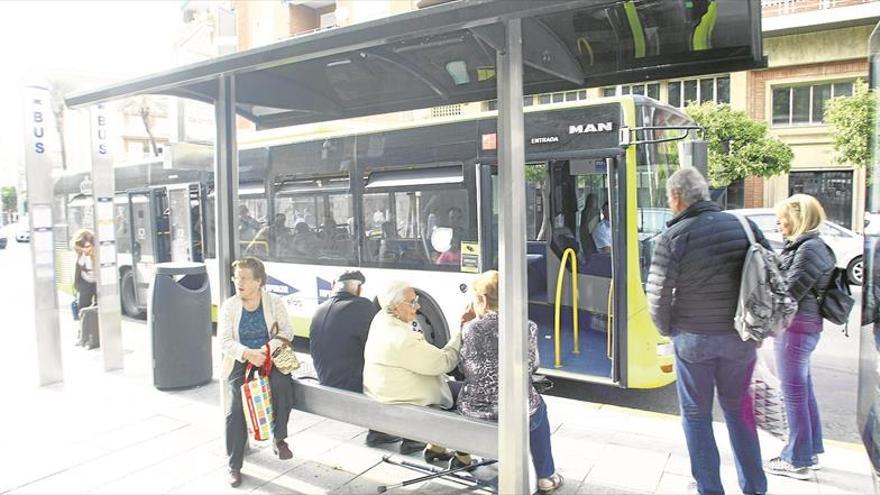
top-left (1, 186), bottom-right (16, 212)
top-left (685, 102), bottom-right (794, 187)
top-left (525, 164), bottom-right (549, 240)
top-left (825, 79), bottom-right (873, 173)
top-left (121, 96), bottom-right (168, 157)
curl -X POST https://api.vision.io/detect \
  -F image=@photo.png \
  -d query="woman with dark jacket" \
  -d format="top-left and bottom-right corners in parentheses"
top-left (765, 194), bottom-right (835, 479)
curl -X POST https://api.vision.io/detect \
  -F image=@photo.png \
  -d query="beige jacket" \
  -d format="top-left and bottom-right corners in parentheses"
top-left (363, 310), bottom-right (462, 408)
top-left (219, 291), bottom-right (293, 382)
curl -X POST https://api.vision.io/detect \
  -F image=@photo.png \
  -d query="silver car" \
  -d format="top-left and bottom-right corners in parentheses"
top-left (730, 208), bottom-right (863, 285)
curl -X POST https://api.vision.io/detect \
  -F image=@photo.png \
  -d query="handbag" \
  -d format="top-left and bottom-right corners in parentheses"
top-left (269, 322), bottom-right (300, 374)
top-left (241, 345), bottom-right (274, 442)
top-left (749, 345), bottom-right (788, 442)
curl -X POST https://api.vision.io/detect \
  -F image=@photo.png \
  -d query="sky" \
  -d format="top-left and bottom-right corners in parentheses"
top-left (0, 1), bottom-right (183, 187)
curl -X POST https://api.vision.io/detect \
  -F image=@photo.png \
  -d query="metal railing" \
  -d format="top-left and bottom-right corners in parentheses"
top-left (761, 0), bottom-right (875, 17)
top-left (553, 248), bottom-right (580, 368)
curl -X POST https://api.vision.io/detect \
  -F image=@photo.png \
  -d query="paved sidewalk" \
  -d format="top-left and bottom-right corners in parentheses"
top-left (1, 315), bottom-right (873, 494)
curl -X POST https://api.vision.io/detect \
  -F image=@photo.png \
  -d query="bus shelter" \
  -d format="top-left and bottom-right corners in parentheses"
top-left (62, 0), bottom-right (765, 491)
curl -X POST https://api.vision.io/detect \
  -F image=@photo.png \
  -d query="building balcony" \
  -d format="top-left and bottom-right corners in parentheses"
top-left (762, 0), bottom-right (880, 35)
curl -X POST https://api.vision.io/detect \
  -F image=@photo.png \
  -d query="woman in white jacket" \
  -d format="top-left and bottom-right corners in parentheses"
top-left (219, 257), bottom-right (295, 487)
top-left (363, 281), bottom-right (462, 457)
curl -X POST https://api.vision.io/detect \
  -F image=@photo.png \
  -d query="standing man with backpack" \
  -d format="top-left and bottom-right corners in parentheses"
top-left (646, 168), bottom-right (770, 495)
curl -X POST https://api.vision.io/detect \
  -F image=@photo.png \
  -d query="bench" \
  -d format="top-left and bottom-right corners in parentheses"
top-left (290, 379), bottom-right (498, 459)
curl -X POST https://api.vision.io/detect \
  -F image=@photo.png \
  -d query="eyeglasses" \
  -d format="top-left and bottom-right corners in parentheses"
top-left (405, 295), bottom-right (420, 308)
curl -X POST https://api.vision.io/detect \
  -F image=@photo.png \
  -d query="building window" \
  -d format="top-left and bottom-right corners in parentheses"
top-left (789, 170), bottom-right (853, 229)
top-left (605, 83), bottom-right (660, 100)
top-left (667, 75), bottom-right (730, 108)
top-left (771, 81), bottom-right (854, 127)
top-left (530, 90), bottom-right (588, 106)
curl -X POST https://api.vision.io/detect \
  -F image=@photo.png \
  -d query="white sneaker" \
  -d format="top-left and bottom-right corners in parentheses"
top-left (809, 454), bottom-right (822, 471)
top-left (765, 457), bottom-right (811, 480)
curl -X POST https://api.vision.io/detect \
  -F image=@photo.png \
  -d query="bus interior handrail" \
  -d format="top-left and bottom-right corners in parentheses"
top-left (554, 248), bottom-right (580, 368)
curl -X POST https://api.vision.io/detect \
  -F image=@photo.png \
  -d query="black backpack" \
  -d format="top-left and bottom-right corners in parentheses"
top-left (815, 243), bottom-right (855, 331)
top-left (818, 266), bottom-right (855, 327)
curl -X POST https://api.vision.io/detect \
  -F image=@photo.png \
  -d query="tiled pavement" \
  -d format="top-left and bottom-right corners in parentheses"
top-left (1, 316), bottom-right (873, 494)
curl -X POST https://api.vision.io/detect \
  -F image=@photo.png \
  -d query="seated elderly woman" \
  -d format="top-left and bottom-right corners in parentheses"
top-left (219, 257), bottom-right (295, 487)
top-left (457, 270), bottom-right (564, 494)
top-left (363, 281), bottom-right (463, 456)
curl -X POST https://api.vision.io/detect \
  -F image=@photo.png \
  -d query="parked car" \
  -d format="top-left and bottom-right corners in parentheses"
top-left (0, 231), bottom-right (7, 249)
top-left (15, 227), bottom-right (30, 243)
top-left (730, 208), bottom-right (863, 285)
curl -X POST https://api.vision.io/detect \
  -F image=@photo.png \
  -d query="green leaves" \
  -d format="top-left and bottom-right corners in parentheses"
top-left (685, 102), bottom-right (793, 188)
top-left (825, 79), bottom-right (872, 171)
top-left (1, 186), bottom-right (17, 212)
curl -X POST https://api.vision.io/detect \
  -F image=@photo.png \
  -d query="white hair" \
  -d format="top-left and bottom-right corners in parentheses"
top-left (378, 280), bottom-right (411, 311)
top-left (334, 279), bottom-right (362, 295)
top-left (666, 168), bottom-right (710, 206)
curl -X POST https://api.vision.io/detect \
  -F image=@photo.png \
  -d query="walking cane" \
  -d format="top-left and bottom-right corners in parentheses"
top-left (377, 456), bottom-right (497, 493)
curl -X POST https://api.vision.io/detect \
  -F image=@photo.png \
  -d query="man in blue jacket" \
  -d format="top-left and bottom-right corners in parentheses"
top-left (309, 270), bottom-right (400, 448)
top-left (646, 168), bottom-right (769, 495)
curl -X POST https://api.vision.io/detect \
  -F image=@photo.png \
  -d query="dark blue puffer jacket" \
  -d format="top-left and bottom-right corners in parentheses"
top-left (647, 201), bottom-right (770, 336)
top-left (779, 231), bottom-right (835, 333)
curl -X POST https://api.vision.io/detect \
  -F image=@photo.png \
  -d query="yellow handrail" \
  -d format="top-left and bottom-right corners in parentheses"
top-left (554, 248), bottom-right (580, 368)
top-left (607, 279), bottom-right (613, 360)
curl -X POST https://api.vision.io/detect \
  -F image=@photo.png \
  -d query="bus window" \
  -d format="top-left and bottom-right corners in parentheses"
top-left (272, 178), bottom-right (355, 264)
top-left (363, 188), bottom-right (472, 271)
top-left (635, 135), bottom-right (680, 285)
top-left (114, 201), bottom-right (131, 254)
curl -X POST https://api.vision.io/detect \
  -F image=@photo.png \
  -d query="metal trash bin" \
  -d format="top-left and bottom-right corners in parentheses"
top-left (148, 262), bottom-right (212, 390)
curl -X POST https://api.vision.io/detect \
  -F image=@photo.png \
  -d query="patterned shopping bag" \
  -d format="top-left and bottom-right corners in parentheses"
top-left (242, 345), bottom-right (274, 442)
top-left (749, 344), bottom-right (788, 442)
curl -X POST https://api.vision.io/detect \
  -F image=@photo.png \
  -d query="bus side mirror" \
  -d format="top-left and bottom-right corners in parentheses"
top-left (678, 140), bottom-right (709, 178)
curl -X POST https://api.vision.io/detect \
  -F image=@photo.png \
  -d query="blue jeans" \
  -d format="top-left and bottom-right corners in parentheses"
top-left (529, 398), bottom-right (555, 479)
top-left (673, 332), bottom-right (767, 495)
top-left (774, 330), bottom-right (823, 467)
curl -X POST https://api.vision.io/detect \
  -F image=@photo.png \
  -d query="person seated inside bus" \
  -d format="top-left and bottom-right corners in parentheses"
top-left (456, 270), bottom-right (564, 494)
top-left (291, 221), bottom-right (320, 257)
top-left (592, 202), bottom-right (611, 254)
top-left (377, 221), bottom-right (400, 263)
top-left (239, 205), bottom-right (260, 242)
top-left (435, 228), bottom-right (462, 267)
top-left (445, 206), bottom-right (464, 229)
top-left (579, 193), bottom-right (599, 258)
top-left (363, 281), bottom-right (463, 456)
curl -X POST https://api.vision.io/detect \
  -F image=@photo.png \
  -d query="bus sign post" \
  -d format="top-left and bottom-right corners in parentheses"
top-left (23, 84), bottom-right (63, 386)
top-left (89, 103), bottom-right (124, 371)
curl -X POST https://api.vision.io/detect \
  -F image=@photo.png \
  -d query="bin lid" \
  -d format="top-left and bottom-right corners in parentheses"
top-left (155, 262), bottom-right (207, 276)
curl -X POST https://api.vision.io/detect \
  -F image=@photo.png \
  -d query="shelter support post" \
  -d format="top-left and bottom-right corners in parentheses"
top-left (496, 18), bottom-right (530, 494)
top-left (89, 104), bottom-right (123, 371)
top-left (215, 75), bottom-right (239, 303)
top-left (23, 85), bottom-right (63, 386)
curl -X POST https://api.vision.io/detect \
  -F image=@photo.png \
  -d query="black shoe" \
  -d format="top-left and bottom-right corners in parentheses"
top-left (399, 439), bottom-right (427, 455)
top-left (424, 447), bottom-right (454, 463)
top-left (365, 430), bottom-right (402, 447)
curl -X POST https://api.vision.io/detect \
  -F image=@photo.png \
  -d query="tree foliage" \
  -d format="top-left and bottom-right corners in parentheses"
top-left (1, 186), bottom-right (17, 212)
top-left (825, 79), bottom-right (873, 170)
top-left (685, 102), bottom-right (793, 187)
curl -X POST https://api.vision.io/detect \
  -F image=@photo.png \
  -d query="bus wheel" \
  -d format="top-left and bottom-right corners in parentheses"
top-left (120, 269), bottom-right (145, 319)
top-left (414, 289), bottom-right (450, 350)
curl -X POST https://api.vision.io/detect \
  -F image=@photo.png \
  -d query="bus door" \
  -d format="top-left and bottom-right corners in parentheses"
top-left (540, 158), bottom-right (622, 384)
top-left (166, 183), bottom-right (204, 262)
top-left (126, 188), bottom-right (171, 313)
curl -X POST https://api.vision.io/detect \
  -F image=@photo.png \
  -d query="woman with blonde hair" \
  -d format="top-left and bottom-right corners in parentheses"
top-left (72, 229), bottom-right (98, 312)
top-left (456, 270), bottom-right (564, 494)
top-left (765, 194), bottom-right (836, 479)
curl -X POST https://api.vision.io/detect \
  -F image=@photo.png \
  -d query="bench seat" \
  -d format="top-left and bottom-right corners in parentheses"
top-left (290, 379), bottom-right (498, 459)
